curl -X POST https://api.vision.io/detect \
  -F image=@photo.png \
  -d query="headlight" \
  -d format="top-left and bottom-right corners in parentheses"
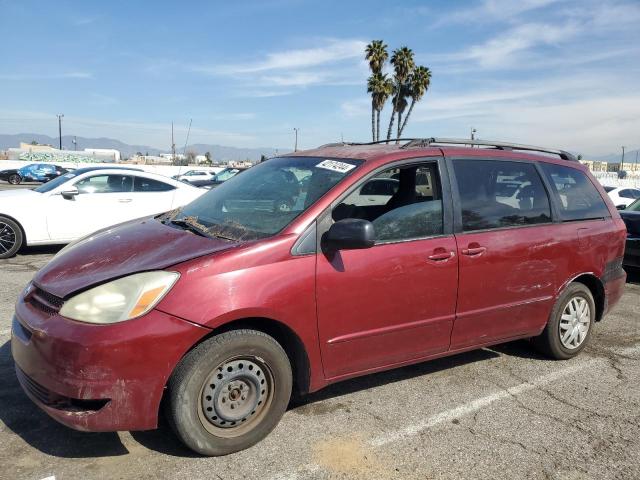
top-left (59, 271), bottom-right (179, 324)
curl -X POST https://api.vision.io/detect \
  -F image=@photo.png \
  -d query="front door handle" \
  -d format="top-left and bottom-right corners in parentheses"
top-left (428, 249), bottom-right (455, 262)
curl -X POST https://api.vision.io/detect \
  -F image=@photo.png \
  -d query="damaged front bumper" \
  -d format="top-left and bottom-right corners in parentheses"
top-left (11, 295), bottom-right (210, 432)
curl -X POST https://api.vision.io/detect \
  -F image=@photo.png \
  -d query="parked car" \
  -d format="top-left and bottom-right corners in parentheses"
top-left (620, 198), bottom-right (640, 268)
top-left (172, 170), bottom-right (217, 183)
top-left (0, 163), bottom-right (70, 185)
top-left (0, 167), bottom-right (205, 258)
top-left (12, 139), bottom-right (626, 456)
top-left (606, 186), bottom-right (640, 208)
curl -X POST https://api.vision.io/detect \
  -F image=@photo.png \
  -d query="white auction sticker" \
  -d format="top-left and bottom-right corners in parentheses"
top-left (315, 160), bottom-right (356, 173)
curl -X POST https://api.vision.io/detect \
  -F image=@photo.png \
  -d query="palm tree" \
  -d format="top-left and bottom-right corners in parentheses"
top-left (394, 83), bottom-right (410, 140)
top-left (365, 40), bottom-right (388, 74)
top-left (398, 66), bottom-right (431, 138)
top-left (368, 73), bottom-right (393, 142)
top-left (386, 47), bottom-right (415, 142)
top-left (365, 40), bottom-right (388, 141)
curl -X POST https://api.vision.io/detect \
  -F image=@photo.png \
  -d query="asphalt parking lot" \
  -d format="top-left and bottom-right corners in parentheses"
top-left (0, 183), bottom-right (639, 480)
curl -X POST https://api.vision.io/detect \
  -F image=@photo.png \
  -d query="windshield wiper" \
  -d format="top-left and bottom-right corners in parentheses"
top-left (167, 219), bottom-right (211, 238)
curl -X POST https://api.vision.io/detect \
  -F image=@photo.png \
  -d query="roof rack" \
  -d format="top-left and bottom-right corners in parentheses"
top-left (400, 137), bottom-right (577, 161)
top-left (318, 138), bottom-right (418, 148)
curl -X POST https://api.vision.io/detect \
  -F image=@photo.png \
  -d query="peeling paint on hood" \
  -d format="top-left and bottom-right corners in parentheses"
top-left (33, 217), bottom-right (241, 298)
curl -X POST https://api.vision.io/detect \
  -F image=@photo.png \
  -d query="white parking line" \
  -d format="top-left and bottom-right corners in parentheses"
top-left (271, 358), bottom-right (603, 480)
top-left (370, 359), bottom-right (598, 446)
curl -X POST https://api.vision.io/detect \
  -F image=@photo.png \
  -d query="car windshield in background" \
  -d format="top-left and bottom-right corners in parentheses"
top-left (33, 172), bottom-right (77, 193)
top-left (166, 156), bottom-right (362, 241)
top-left (627, 199), bottom-right (640, 212)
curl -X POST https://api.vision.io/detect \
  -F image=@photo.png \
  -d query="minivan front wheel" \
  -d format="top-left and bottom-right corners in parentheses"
top-left (166, 329), bottom-right (292, 456)
top-left (533, 283), bottom-right (595, 359)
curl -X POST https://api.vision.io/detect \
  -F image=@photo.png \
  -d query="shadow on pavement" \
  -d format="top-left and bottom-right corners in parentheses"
top-left (294, 346), bottom-right (503, 408)
top-left (17, 245), bottom-right (64, 256)
top-left (626, 268), bottom-right (640, 285)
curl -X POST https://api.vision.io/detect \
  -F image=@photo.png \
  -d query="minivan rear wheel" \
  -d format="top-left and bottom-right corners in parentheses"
top-left (532, 283), bottom-right (595, 359)
top-left (166, 329), bottom-right (292, 456)
top-left (0, 216), bottom-right (23, 259)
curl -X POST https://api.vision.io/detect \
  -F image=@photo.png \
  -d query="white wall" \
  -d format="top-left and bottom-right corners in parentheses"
top-left (0, 160), bottom-right (224, 179)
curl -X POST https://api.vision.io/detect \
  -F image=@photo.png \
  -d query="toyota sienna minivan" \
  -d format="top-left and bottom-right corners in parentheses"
top-left (11, 138), bottom-right (627, 455)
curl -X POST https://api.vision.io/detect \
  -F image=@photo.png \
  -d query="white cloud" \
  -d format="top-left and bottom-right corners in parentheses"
top-left (464, 22), bottom-right (579, 67)
top-left (437, 0), bottom-right (567, 26)
top-left (189, 38), bottom-right (368, 95)
top-left (197, 39), bottom-right (367, 75)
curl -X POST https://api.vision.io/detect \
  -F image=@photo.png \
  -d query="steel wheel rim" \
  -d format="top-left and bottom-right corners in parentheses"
top-left (197, 356), bottom-right (274, 438)
top-left (8, 175), bottom-right (19, 185)
top-left (559, 296), bottom-right (591, 349)
top-left (0, 222), bottom-right (16, 254)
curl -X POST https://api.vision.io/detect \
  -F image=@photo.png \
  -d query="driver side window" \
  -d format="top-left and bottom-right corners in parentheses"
top-left (333, 162), bottom-right (443, 243)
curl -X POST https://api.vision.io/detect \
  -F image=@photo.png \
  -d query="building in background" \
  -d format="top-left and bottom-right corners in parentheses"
top-left (7, 143), bottom-right (121, 163)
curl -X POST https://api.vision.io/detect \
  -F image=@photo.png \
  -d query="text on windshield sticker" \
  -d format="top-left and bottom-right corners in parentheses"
top-left (315, 160), bottom-right (356, 173)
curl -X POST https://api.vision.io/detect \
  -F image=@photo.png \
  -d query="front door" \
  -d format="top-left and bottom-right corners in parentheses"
top-left (46, 173), bottom-right (134, 241)
top-left (316, 160), bottom-right (458, 379)
top-left (449, 158), bottom-right (558, 349)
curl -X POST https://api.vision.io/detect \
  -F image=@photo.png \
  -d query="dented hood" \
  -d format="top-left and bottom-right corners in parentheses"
top-left (33, 217), bottom-right (240, 298)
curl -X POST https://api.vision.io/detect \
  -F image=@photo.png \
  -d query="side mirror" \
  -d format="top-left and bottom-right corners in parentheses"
top-left (323, 218), bottom-right (375, 251)
top-left (61, 187), bottom-right (79, 200)
top-left (616, 204), bottom-right (626, 210)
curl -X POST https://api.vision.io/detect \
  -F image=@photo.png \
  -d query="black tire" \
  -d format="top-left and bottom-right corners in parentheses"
top-left (0, 216), bottom-right (23, 259)
top-left (532, 283), bottom-right (595, 360)
top-left (8, 174), bottom-right (21, 185)
top-left (166, 329), bottom-right (292, 456)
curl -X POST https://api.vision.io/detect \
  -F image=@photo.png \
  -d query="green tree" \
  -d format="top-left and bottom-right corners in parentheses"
top-left (386, 47), bottom-right (415, 141)
top-left (367, 73), bottom-right (394, 142)
top-left (398, 66), bottom-right (431, 138)
top-left (365, 40), bottom-right (388, 141)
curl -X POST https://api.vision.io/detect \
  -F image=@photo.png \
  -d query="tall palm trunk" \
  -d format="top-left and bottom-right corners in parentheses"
top-left (396, 111), bottom-right (403, 142)
top-left (386, 106), bottom-right (396, 142)
top-left (371, 103), bottom-right (376, 142)
top-left (386, 83), bottom-right (401, 141)
top-left (398, 99), bottom-right (416, 138)
top-left (376, 109), bottom-right (381, 141)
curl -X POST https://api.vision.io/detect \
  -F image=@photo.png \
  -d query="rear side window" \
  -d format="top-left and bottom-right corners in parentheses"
top-left (453, 159), bottom-right (552, 232)
top-left (539, 163), bottom-right (610, 221)
top-left (134, 176), bottom-right (175, 192)
top-left (619, 189), bottom-right (640, 200)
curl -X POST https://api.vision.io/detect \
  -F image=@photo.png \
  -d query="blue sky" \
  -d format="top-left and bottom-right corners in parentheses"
top-left (1, 0), bottom-right (639, 156)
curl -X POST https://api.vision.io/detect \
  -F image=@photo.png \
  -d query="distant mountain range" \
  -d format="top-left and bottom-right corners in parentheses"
top-left (1, 132), bottom-right (636, 165)
top-left (0, 133), bottom-right (289, 162)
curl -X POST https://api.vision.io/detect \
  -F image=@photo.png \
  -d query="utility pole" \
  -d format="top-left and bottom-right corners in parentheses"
top-left (293, 128), bottom-right (299, 152)
top-left (621, 146), bottom-right (626, 171)
top-left (57, 114), bottom-right (64, 150)
top-left (72, 136), bottom-right (77, 151)
top-left (470, 127), bottom-right (476, 148)
top-left (171, 122), bottom-right (176, 164)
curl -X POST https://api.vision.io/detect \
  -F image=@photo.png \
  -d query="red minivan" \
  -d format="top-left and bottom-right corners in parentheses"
top-left (11, 138), bottom-right (627, 455)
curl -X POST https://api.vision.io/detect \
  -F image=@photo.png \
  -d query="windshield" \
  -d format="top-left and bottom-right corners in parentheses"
top-left (215, 168), bottom-right (240, 181)
top-left (164, 156), bottom-right (362, 241)
top-left (33, 172), bottom-right (77, 193)
top-left (627, 198), bottom-right (640, 212)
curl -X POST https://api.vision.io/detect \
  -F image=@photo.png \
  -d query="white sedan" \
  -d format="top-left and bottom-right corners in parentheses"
top-left (605, 186), bottom-right (640, 208)
top-left (0, 167), bottom-right (206, 258)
